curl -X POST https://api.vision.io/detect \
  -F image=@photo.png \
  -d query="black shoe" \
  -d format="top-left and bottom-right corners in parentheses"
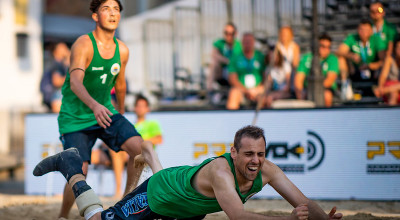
top-left (33, 148), bottom-right (83, 181)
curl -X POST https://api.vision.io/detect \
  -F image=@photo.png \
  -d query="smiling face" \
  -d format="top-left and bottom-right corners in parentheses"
top-left (231, 136), bottom-right (266, 182)
top-left (92, 0), bottom-right (121, 32)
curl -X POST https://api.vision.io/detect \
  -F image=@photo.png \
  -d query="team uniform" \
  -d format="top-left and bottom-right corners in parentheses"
top-left (228, 50), bottom-right (266, 89)
top-left (213, 39), bottom-right (242, 68)
top-left (58, 32), bottom-right (140, 162)
top-left (212, 38), bottom-right (242, 85)
top-left (372, 19), bottom-right (398, 51)
top-left (343, 34), bottom-right (385, 81)
top-left (101, 153), bottom-right (263, 220)
top-left (296, 52), bottom-right (340, 91)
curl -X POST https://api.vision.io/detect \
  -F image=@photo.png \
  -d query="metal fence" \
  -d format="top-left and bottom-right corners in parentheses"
top-left (141, 0), bottom-right (329, 100)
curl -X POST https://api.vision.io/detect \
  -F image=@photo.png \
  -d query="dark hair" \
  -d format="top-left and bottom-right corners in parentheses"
top-left (359, 18), bottom-right (372, 27)
top-left (225, 22), bottom-right (237, 32)
top-left (319, 32), bottom-right (332, 42)
top-left (90, 0), bottom-right (123, 13)
top-left (134, 94), bottom-right (149, 107)
top-left (274, 49), bottom-right (284, 67)
top-left (233, 125), bottom-right (266, 152)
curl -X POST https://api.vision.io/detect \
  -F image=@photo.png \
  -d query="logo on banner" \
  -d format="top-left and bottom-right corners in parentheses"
top-left (367, 141), bottom-right (400, 174)
top-left (265, 131), bottom-right (325, 173)
top-left (192, 131), bottom-right (325, 173)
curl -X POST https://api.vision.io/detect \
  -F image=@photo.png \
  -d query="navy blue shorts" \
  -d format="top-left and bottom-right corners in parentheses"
top-left (101, 178), bottom-right (170, 220)
top-left (60, 114), bottom-right (141, 163)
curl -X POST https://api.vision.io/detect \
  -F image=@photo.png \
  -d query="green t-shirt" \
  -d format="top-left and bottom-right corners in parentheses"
top-left (147, 153), bottom-right (262, 218)
top-left (135, 119), bottom-right (162, 148)
top-left (343, 33), bottom-right (385, 66)
top-left (297, 52), bottom-right (340, 90)
top-left (228, 50), bottom-right (266, 88)
top-left (373, 19), bottom-right (398, 50)
top-left (58, 32), bottom-right (120, 134)
top-left (213, 39), bottom-right (242, 68)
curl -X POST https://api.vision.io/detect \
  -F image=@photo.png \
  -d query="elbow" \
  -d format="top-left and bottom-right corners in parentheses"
top-left (70, 78), bottom-right (79, 93)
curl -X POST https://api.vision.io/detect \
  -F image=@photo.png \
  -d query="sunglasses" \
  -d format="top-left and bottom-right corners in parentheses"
top-left (370, 7), bottom-right (384, 14)
top-left (224, 31), bottom-right (235, 36)
top-left (319, 44), bottom-right (331, 49)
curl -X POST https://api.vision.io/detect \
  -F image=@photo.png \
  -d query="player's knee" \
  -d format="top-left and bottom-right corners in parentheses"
top-left (141, 141), bottom-right (153, 153)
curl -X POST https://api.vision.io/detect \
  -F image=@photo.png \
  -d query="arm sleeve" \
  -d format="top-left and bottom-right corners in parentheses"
top-left (343, 34), bottom-right (354, 47)
top-left (296, 55), bottom-right (310, 76)
top-left (327, 55), bottom-right (340, 75)
top-left (228, 55), bottom-right (238, 74)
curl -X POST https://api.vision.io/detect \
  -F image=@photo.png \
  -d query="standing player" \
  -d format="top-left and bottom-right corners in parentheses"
top-left (57, 0), bottom-right (161, 218)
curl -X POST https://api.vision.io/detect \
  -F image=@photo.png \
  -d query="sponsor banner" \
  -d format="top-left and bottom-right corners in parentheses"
top-left (25, 108), bottom-right (400, 199)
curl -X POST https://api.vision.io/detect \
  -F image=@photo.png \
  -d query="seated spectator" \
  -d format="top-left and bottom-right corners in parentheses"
top-left (370, 2), bottom-right (398, 57)
top-left (40, 42), bottom-right (70, 112)
top-left (226, 33), bottom-right (266, 110)
top-left (264, 49), bottom-right (292, 107)
top-left (275, 26), bottom-right (300, 71)
top-left (294, 33), bottom-right (339, 107)
top-left (207, 22), bottom-right (242, 101)
top-left (337, 19), bottom-right (386, 97)
top-left (374, 39), bottom-right (400, 105)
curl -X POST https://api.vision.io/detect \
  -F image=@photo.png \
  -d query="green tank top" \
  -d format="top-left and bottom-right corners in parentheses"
top-left (147, 153), bottom-right (263, 218)
top-left (58, 32), bottom-right (120, 134)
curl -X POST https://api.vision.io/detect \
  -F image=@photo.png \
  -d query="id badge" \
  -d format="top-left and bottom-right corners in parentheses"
top-left (244, 74), bottom-right (256, 88)
top-left (361, 69), bottom-right (371, 79)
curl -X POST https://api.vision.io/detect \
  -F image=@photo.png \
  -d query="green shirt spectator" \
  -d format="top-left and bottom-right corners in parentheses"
top-left (213, 39), bottom-right (242, 68)
top-left (228, 50), bottom-right (266, 88)
top-left (135, 120), bottom-right (162, 149)
top-left (343, 33), bottom-right (386, 66)
top-left (373, 19), bottom-right (398, 51)
top-left (297, 52), bottom-right (340, 90)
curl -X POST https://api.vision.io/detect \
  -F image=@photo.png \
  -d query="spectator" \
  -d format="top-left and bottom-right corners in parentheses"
top-left (337, 19), bottom-right (386, 97)
top-left (226, 33), bottom-right (266, 110)
top-left (207, 22), bottom-right (242, 99)
top-left (275, 26), bottom-right (300, 70)
top-left (294, 33), bottom-right (339, 107)
top-left (374, 39), bottom-right (400, 105)
top-left (264, 49), bottom-right (292, 107)
top-left (40, 42), bottom-right (70, 112)
top-left (370, 2), bottom-right (398, 57)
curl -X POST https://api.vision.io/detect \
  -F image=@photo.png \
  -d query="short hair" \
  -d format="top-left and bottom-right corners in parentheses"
top-left (242, 32), bottom-right (254, 39)
top-left (134, 94), bottom-right (149, 107)
top-left (233, 125), bottom-right (266, 152)
top-left (370, 1), bottom-right (384, 8)
top-left (359, 18), bottom-right (372, 27)
top-left (225, 22), bottom-right (237, 32)
top-left (90, 0), bottom-right (123, 13)
top-left (319, 32), bottom-right (332, 42)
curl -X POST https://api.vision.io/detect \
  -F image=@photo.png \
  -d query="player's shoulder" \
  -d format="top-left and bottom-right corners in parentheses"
top-left (73, 34), bottom-right (92, 47)
top-left (209, 157), bottom-right (232, 176)
top-left (71, 34), bottom-right (93, 53)
top-left (116, 38), bottom-right (129, 58)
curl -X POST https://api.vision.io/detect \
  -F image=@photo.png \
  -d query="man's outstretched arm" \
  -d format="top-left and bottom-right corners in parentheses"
top-left (265, 161), bottom-right (342, 220)
top-left (211, 165), bottom-right (308, 220)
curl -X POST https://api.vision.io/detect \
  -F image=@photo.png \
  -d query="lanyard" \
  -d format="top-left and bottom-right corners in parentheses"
top-left (359, 41), bottom-right (370, 63)
top-left (245, 57), bottom-right (255, 73)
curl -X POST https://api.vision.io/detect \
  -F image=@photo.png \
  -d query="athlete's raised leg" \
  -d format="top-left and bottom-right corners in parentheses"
top-left (33, 148), bottom-right (103, 220)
